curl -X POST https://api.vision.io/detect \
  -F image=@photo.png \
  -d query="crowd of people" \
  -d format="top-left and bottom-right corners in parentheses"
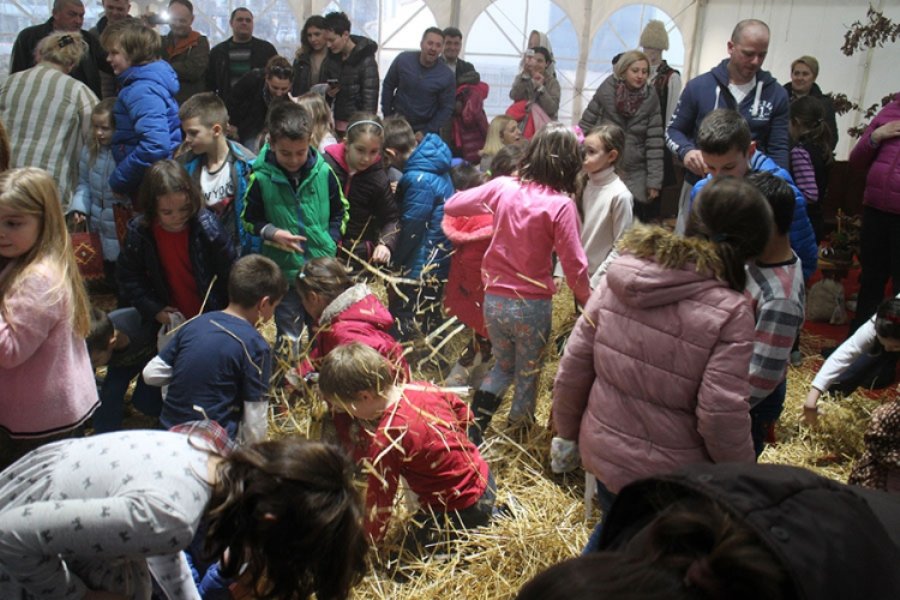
top-left (1, 0), bottom-right (899, 597)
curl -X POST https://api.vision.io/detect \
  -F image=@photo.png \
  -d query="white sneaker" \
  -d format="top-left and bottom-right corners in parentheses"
top-left (444, 361), bottom-right (470, 387)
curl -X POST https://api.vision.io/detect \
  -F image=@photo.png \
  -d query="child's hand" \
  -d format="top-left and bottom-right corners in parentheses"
top-left (155, 306), bottom-right (179, 325)
top-left (71, 211), bottom-right (87, 225)
top-left (272, 230), bottom-right (306, 253)
top-left (371, 243), bottom-right (391, 265)
top-left (802, 388), bottom-right (821, 427)
top-left (647, 188), bottom-right (660, 201)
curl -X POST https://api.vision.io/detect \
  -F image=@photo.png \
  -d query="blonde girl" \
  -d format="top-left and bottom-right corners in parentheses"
top-left (0, 168), bottom-right (98, 465)
top-left (295, 91), bottom-right (338, 150)
top-left (479, 115), bottom-right (521, 172)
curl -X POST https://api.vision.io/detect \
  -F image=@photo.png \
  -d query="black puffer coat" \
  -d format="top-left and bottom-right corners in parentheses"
top-left (321, 35), bottom-right (380, 122)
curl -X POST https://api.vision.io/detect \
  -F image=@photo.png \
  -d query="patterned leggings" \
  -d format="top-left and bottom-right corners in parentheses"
top-left (480, 294), bottom-right (552, 424)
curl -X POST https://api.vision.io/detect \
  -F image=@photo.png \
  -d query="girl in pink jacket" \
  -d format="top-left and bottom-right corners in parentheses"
top-left (551, 177), bottom-right (771, 536)
top-left (445, 123), bottom-right (590, 444)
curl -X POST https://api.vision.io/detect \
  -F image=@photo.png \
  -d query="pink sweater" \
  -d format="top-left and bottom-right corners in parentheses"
top-left (0, 260), bottom-right (98, 438)
top-left (444, 176), bottom-right (590, 305)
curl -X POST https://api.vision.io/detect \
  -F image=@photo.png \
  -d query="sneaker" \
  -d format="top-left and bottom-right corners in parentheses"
top-left (790, 350), bottom-right (803, 367)
top-left (444, 361), bottom-right (471, 387)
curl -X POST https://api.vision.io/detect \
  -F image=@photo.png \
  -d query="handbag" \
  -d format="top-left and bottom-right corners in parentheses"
top-left (70, 220), bottom-right (105, 281)
top-left (113, 202), bottom-right (133, 247)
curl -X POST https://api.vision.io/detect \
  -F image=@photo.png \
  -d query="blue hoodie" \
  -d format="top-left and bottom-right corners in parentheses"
top-left (394, 133), bottom-right (455, 279)
top-left (690, 150), bottom-right (818, 280)
top-left (666, 59), bottom-right (790, 184)
top-left (110, 61), bottom-right (182, 195)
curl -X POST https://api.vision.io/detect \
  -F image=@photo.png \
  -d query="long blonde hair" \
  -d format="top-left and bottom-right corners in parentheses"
top-left (480, 115), bottom-right (516, 158)
top-left (0, 168), bottom-right (90, 336)
top-left (294, 92), bottom-right (335, 150)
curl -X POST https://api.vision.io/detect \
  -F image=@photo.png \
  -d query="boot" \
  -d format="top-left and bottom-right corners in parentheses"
top-left (468, 390), bottom-right (502, 445)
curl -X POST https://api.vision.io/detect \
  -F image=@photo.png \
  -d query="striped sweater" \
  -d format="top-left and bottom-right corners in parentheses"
top-left (745, 254), bottom-right (806, 406)
top-left (0, 64), bottom-right (98, 205)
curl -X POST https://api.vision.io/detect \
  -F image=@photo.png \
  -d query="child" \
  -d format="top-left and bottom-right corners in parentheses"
top-left (117, 160), bottom-right (235, 328)
top-left (323, 114), bottom-right (399, 267)
top-left (789, 95), bottom-right (833, 244)
top-left (479, 115), bottom-right (521, 173)
top-left (101, 19), bottom-right (182, 198)
top-left (0, 168), bottom-right (98, 465)
top-left (451, 70), bottom-right (490, 165)
top-left (691, 109), bottom-right (818, 281)
top-left (86, 306), bottom-right (162, 433)
top-left (745, 172), bottom-right (806, 456)
top-left (848, 396), bottom-right (900, 493)
top-left (142, 254), bottom-right (285, 441)
top-left (296, 91), bottom-right (339, 150)
top-left (445, 123), bottom-right (591, 442)
top-left (177, 92), bottom-right (258, 256)
top-left (319, 342), bottom-right (494, 549)
top-left (552, 177), bottom-right (768, 539)
top-left (69, 98), bottom-right (127, 287)
top-left (382, 116), bottom-right (454, 342)
top-left (0, 424), bottom-right (369, 599)
top-left (241, 101), bottom-right (348, 346)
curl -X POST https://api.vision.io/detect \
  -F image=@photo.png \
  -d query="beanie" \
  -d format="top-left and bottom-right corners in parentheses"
top-left (640, 20), bottom-right (669, 51)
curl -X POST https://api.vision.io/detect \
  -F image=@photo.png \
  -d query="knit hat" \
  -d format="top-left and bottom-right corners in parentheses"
top-left (640, 20), bottom-right (669, 51)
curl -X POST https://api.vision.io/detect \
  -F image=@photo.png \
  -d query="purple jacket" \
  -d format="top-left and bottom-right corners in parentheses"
top-left (552, 226), bottom-right (756, 493)
top-left (850, 94), bottom-right (900, 215)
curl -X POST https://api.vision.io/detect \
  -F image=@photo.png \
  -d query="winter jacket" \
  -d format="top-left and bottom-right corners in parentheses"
top-left (691, 150), bottom-right (818, 280)
top-left (452, 76), bottom-right (490, 165)
top-left (509, 69), bottom-right (561, 120)
top-left (442, 213), bottom-right (493, 337)
top-left (579, 75), bottom-right (664, 203)
top-left (164, 31), bottom-right (210, 105)
top-left (599, 463), bottom-right (900, 600)
top-left (382, 51), bottom-right (456, 134)
top-left (179, 140), bottom-right (259, 256)
top-left (785, 81), bottom-right (839, 150)
top-left (323, 143), bottom-right (400, 252)
top-left (321, 35), bottom-right (379, 122)
top-left (225, 70), bottom-right (270, 146)
top-left (240, 145), bottom-right (348, 281)
top-left (849, 94), bottom-right (900, 215)
top-left (110, 61), bottom-right (182, 195)
top-left (116, 210), bottom-right (235, 324)
top-left (9, 19), bottom-right (106, 98)
top-left (291, 50), bottom-right (327, 97)
top-left (552, 225), bottom-right (756, 494)
top-left (206, 36), bottom-right (277, 101)
top-left (666, 58), bottom-right (790, 183)
top-left (393, 134), bottom-right (455, 279)
top-left (69, 145), bottom-right (127, 261)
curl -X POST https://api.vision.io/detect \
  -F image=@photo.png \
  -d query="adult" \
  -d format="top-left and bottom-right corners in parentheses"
top-left (89, 0), bottom-right (132, 98)
top-left (847, 94), bottom-right (900, 332)
top-left (785, 55), bottom-right (838, 151)
top-left (321, 11), bottom-right (379, 134)
top-left (9, 0), bottom-right (107, 98)
top-left (439, 26), bottom-right (482, 155)
top-left (0, 31), bottom-right (98, 206)
top-left (291, 15), bottom-right (328, 97)
top-left (666, 18), bottom-right (789, 233)
top-left (206, 7), bottom-right (277, 103)
top-left (509, 45), bottom-right (560, 127)
top-left (227, 55), bottom-right (293, 152)
top-left (579, 50), bottom-right (663, 222)
top-left (163, 0), bottom-right (209, 105)
top-left (441, 26), bottom-right (476, 83)
top-left (381, 27), bottom-right (456, 138)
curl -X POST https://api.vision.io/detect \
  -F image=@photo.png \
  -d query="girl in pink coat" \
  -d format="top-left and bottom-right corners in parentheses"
top-left (552, 177), bottom-right (771, 532)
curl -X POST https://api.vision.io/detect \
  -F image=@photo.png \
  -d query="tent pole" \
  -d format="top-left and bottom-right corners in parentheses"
top-left (687, 0), bottom-right (707, 81)
top-left (571, 0), bottom-right (594, 124)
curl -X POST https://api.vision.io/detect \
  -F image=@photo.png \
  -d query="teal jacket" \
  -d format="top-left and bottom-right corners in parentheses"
top-left (241, 144), bottom-right (348, 280)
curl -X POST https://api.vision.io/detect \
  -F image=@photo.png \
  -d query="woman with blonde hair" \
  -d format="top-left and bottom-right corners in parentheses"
top-left (479, 115), bottom-right (521, 172)
top-left (0, 31), bottom-right (98, 206)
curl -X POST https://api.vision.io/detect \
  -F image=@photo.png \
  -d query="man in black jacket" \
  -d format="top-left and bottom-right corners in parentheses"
top-left (10, 0), bottom-right (108, 97)
top-left (322, 11), bottom-right (379, 135)
top-left (440, 27), bottom-right (476, 84)
top-left (206, 7), bottom-right (277, 103)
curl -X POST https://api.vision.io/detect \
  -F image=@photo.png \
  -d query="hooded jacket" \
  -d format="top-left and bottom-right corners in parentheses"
top-left (849, 94), bottom-right (900, 215)
top-left (579, 74), bottom-right (664, 203)
top-left (442, 213), bottom-right (493, 336)
top-left (69, 145), bottom-right (124, 261)
top-left (552, 225), bottom-right (756, 494)
top-left (691, 150), bottom-right (818, 280)
top-left (452, 74), bottom-right (490, 165)
top-left (110, 61), bottom-right (182, 195)
top-left (599, 463), bottom-right (900, 600)
top-left (394, 134), bottom-right (455, 279)
top-left (321, 35), bottom-right (380, 122)
top-left (666, 58), bottom-right (790, 182)
top-left (323, 142), bottom-right (399, 252)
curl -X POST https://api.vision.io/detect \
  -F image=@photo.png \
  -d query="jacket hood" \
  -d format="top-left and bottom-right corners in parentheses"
top-left (319, 283), bottom-right (393, 329)
top-left (345, 35), bottom-right (378, 65)
top-left (609, 224), bottom-right (726, 309)
top-left (406, 133), bottom-right (452, 175)
top-left (442, 213), bottom-right (494, 244)
top-left (324, 142), bottom-right (383, 177)
top-left (119, 60), bottom-right (180, 95)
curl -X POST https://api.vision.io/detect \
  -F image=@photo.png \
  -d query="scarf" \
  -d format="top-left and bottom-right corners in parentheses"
top-left (615, 80), bottom-right (647, 119)
top-left (166, 30), bottom-right (202, 59)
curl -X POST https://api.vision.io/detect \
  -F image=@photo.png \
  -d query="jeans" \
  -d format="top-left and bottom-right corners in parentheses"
top-left (582, 479), bottom-right (617, 554)
top-left (93, 362), bottom-right (163, 434)
top-left (750, 379), bottom-right (786, 457)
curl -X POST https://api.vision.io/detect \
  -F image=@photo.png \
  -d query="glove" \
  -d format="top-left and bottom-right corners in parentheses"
top-left (550, 437), bottom-right (580, 474)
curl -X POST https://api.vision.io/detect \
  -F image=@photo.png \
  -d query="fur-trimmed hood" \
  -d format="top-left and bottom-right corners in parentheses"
top-left (319, 283), bottom-right (393, 329)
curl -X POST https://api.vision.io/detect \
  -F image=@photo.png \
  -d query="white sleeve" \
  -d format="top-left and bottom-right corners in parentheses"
top-left (143, 355), bottom-right (174, 387)
top-left (147, 552), bottom-right (202, 600)
top-left (811, 316), bottom-right (878, 392)
top-left (666, 71), bottom-right (683, 126)
top-left (590, 248), bottom-right (620, 289)
top-left (240, 401), bottom-right (268, 444)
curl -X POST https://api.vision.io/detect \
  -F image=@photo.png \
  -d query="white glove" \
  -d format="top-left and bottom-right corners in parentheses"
top-left (550, 437), bottom-right (580, 474)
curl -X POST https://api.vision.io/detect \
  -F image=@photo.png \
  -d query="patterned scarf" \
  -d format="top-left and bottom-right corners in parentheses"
top-left (615, 80), bottom-right (648, 118)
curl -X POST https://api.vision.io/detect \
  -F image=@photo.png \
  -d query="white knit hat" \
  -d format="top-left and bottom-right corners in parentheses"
top-left (640, 20), bottom-right (669, 51)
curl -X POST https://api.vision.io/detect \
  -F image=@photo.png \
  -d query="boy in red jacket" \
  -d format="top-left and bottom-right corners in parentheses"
top-left (318, 342), bottom-right (495, 551)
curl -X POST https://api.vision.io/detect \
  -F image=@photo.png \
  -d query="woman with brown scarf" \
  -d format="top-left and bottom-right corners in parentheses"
top-left (579, 50), bottom-right (664, 222)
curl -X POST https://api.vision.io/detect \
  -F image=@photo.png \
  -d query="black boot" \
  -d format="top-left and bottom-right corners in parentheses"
top-left (468, 390), bottom-right (502, 445)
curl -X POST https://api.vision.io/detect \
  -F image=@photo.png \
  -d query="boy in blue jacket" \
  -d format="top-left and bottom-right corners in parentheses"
top-left (690, 109), bottom-right (817, 281)
top-left (383, 116), bottom-right (454, 342)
